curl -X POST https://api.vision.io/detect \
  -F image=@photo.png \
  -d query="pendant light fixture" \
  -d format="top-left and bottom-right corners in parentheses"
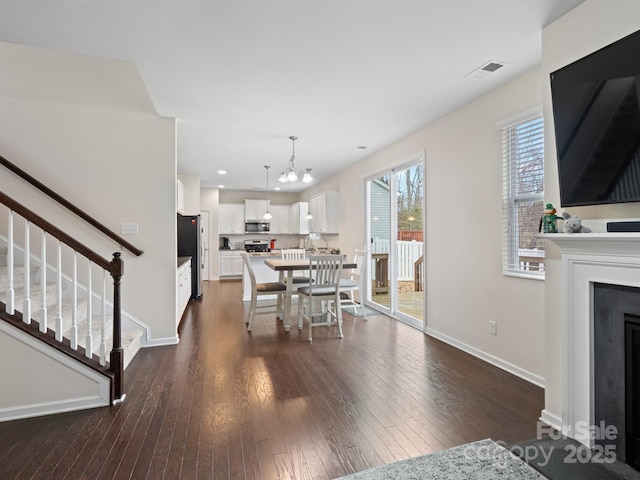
top-left (263, 165), bottom-right (272, 220)
top-left (305, 187), bottom-right (313, 220)
top-left (278, 136), bottom-right (314, 184)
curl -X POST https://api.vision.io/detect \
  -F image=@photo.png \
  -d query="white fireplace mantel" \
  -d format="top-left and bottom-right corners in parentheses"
top-left (538, 232), bottom-right (640, 256)
top-left (541, 232), bottom-right (640, 446)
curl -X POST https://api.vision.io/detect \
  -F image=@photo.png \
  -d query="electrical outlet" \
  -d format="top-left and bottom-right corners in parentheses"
top-left (489, 321), bottom-right (497, 336)
top-left (121, 223), bottom-right (139, 235)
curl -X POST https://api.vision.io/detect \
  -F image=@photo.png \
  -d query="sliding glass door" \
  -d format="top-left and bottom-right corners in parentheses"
top-left (366, 154), bottom-right (425, 329)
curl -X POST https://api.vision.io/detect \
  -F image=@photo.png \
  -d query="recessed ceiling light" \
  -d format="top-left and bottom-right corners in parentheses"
top-left (218, 170), bottom-right (227, 175)
top-left (218, 185), bottom-right (225, 188)
top-left (275, 187), bottom-right (281, 191)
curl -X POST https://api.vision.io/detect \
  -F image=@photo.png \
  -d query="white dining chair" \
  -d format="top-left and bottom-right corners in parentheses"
top-left (243, 252), bottom-right (287, 331)
top-left (281, 248), bottom-right (311, 317)
top-left (281, 248), bottom-right (310, 283)
top-left (339, 249), bottom-right (369, 320)
top-left (297, 255), bottom-right (344, 342)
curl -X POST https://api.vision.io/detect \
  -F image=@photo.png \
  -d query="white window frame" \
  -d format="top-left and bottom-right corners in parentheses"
top-left (498, 107), bottom-right (545, 279)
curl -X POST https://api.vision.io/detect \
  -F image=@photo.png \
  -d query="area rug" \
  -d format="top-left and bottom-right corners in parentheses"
top-left (341, 305), bottom-right (379, 317)
top-left (334, 439), bottom-right (547, 480)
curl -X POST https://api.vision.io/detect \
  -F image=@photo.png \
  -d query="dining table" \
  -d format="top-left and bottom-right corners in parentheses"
top-left (264, 257), bottom-right (356, 331)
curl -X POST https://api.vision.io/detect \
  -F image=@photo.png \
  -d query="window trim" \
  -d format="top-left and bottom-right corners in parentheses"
top-left (499, 108), bottom-right (545, 279)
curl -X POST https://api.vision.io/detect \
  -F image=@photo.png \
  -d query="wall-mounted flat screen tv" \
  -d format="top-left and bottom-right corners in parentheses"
top-left (550, 29), bottom-right (640, 207)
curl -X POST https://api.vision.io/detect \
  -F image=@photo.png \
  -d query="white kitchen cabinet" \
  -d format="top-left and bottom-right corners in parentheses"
top-left (176, 258), bottom-right (191, 325)
top-left (289, 202), bottom-right (309, 235)
top-left (219, 204), bottom-right (245, 234)
top-left (244, 199), bottom-right (269, 221)
top-left (309, 192), bottom-right (339, 234)
top-left (220, 251), bottom-right (244, 277)
top-left (269, 205), bottom-right (290, 234)
top-left (176, 179), bottom-right (185, 214)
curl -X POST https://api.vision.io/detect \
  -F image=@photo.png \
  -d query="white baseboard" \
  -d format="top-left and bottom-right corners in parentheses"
top-left (424, 327), bottom-right (545, 388)
top-left (0, 396), bottom-right (109, 422)
top-left (539, 409), bottom-right (562, 431)
top-left (144, 335), bottom-right (179, 347)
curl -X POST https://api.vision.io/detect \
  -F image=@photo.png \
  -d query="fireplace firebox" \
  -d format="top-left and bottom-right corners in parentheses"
top-left (626, 317), bottom-right (640, 470)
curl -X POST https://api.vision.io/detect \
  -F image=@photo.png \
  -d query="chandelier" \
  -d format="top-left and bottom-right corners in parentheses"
top-left (278, 136), bottom-right (313, 184)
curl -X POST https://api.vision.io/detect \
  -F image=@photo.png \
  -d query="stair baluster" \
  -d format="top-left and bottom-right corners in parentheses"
top-left (55, 240), bottom-right (62, 341)
top-left (6, 211), bottom-right (14, 314)
top-left (85, 260), bottom-right (93, 359)
top-left (23, 220), bottom-right (31, 324)
top-left (39, 230), bottom-right (47, 333)
top-left (71, 251), bottom-right (78, 350)
top-left (100, 270), bottom-right (107, 366)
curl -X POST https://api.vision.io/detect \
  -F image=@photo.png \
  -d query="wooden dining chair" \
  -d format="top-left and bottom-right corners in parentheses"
top-left (339, 249), bottom-right (369, 320)
top-left (242, 252), bottom-right (286, 331)
top-left (297, 254), bottom-right (344, 342)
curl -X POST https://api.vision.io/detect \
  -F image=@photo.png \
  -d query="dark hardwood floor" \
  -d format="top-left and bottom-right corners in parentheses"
top-left (0, 280), bottom-right (543, 479)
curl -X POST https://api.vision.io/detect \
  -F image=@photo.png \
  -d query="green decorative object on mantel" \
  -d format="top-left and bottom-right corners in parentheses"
top-left (541, 203), bottom-right (559, 233)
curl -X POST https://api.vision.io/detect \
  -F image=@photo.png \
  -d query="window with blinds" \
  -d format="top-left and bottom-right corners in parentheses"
top-left (501, 114), bottom-right (545, 277)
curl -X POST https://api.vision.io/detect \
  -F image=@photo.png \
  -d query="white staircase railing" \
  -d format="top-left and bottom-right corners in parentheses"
top-left (0, 192), bottom-right (125, 404)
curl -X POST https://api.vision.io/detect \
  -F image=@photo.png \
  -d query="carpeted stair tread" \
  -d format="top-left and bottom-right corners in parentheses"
top-left (0, 251), bottom-right (143, 370)
top-left (122, 329), bottom-right (144, 369)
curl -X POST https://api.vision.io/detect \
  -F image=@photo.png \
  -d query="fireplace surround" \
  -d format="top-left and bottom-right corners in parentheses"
top-left (541, 233), bottom-right (640, 460)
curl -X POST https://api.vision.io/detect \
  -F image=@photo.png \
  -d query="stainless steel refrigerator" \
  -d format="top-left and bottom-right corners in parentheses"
top-left (177, 213), bottom-right (203, 299)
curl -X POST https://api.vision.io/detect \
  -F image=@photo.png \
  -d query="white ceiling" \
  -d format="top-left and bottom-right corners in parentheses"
top-left (0, 0), bottom-right (584, 192)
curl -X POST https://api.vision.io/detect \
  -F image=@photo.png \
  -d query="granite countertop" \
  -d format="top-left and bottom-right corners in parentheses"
top-left (177, 256), bottom-right (191, 268)
top-left (221, 248), bottom-right (301, 256)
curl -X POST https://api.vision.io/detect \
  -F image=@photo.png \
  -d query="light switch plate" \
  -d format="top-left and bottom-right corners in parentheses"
top-left (121, 223), bottom-right (139, 235)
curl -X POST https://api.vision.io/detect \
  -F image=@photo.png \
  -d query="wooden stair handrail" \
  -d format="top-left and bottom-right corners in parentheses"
top-left (0, 191), bottom-right (111, 271)
top-left (0, 155), bottom-right (143, 256)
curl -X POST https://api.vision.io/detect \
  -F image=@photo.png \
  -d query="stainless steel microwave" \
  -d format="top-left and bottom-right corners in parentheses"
top-left (245, 221), bottom-right (270, 233)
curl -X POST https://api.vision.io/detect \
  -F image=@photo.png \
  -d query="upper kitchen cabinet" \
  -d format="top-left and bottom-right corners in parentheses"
top-left (289, 202), bottom-right (309, 235)
top-left (177, 174), bottom-right (201, 215)
top-left (309, 192), bottom-right (339, 234)
top-left (269, 205), bottom-right (290, 234)
top-left (219, 203), bottom-right (245, 234)
top-left (244, 199), bottom-right (269, 221)
top-left (176, 179), bottom-right (185, 214)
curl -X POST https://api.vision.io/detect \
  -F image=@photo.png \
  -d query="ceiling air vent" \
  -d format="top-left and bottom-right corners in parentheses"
top-left (465, 60), bottom-right (506, 79)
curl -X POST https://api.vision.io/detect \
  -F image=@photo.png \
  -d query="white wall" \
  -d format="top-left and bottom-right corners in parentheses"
top-left (541, 0), bottom-right (640, 425)
top-left (0, 325), bottom-right (110, 420)
top-left (313, 68), bottom-right (547, 383)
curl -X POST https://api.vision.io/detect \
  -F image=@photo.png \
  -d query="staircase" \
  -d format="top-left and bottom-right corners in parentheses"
top-left (0, 245), bottom-right (143, 369)
top-left (0, 156), bottom-right (148, 415)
